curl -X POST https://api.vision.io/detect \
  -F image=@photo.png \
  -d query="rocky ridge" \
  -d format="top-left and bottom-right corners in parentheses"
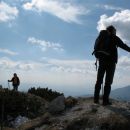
top-left (21, 97), bottom-right (130, 130)
top-left (1, 91), bottom-right (130, 130)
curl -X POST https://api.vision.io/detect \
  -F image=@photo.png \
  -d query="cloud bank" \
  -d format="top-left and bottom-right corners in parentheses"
top-left (0, 57), bottom-right (96, 87)
top-left (0, 57), bottom-right (36, 70)
top-left (1, 56), bottom-right (130, 93)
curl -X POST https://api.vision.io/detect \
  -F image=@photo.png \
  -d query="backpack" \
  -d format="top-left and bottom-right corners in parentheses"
top-left (92, 30), bottom-right (111, 59)
top-left (12, 77), bottom-right (20, 86)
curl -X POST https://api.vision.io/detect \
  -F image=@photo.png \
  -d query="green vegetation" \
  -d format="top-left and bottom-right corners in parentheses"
top-left (0, 89), bottom-right (28, 118)
top-left (0, 87), bottom-right (63, 127)
top-left (28, 87), bottom-right (63, 101)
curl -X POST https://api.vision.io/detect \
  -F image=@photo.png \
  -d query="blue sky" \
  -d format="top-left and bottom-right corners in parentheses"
top-left (1, 0), bottom-right (130, 96)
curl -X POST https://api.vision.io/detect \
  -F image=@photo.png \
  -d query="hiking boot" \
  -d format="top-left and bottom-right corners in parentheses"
top-left (102, 101), bottom-right (112, 106)
top-left (94, 100), bottom-right (99, 104)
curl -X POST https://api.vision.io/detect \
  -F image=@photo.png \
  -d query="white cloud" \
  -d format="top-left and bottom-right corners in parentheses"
top-left (45, 58), bottom-right (95, 75)
top-left (0, 48), bottom-right (18, 55)
top-left (103, 5), bottom-right (123, 11)
top-left (96, 4), bottom-right (123, 11)
top-left (118, 56), bottom-right (130, 70)
top-left (0, 1), bottom-right (19, 22)
top-left (23, 0), bottom-right (88, 24)
top-left (97, 9), bottom-right (130, 42)
top-left (28, 37), bottom-right (64, 52)
top-left (0, 57), bottom-right (42, 71)
top-left (40, 57), bottom-right (96, 75)
top-left (1, 56), bottom-right (130, 94)
top-left (0, 56), bottom-right (96, 87)
top-left (112, 56), bottom-right (130, 87)
top-left (0, 57), bottom-right (17, 69)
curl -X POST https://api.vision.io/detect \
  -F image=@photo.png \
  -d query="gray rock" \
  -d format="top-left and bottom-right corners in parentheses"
top-left (11, 115), bottom-right (29, 128)
top-left (48, 95), bottom-right (65, 114)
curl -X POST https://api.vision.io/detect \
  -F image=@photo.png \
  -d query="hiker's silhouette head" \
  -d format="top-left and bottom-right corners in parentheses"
top-left (14, 73), bottom-right (17, 77)
top-left (106, 25), bottom-right (116, 35)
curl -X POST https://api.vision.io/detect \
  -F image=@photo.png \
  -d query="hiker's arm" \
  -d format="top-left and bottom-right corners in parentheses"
top-left (116, 36), bottom-right (130, 52)
top-left (8, 80), bottom-right (12, 82)
top-left (8, 78), bottom-right (13, 82)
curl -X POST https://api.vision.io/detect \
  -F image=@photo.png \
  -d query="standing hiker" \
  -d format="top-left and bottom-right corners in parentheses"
top-left (8, 73), bottom-right (20, 91)
top-left (93, 25), bottom-right (130, 105)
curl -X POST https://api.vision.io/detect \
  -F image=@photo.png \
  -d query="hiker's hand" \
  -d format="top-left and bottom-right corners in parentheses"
top-left (8, 80), bottom-right (10, 82)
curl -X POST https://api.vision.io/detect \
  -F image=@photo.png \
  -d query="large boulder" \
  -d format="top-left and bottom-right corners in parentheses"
top-left (48, 95), bottom-right (65, 114)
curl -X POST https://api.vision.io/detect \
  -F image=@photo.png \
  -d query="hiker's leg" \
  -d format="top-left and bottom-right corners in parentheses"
top-left (16, 85), bottom-right (18, 91)
top-left (15, 86), bottom-right (17, 91)
top-left (13, 85), bottom-right (17, 91)
top-left (13, 85), bottom-right (15, 91)
top-left (14, 86), bottom-right (16, 91)
top-left (94, 61), bottom-right (105, 103)
top-left (103, 63), bottom-right (116, 104)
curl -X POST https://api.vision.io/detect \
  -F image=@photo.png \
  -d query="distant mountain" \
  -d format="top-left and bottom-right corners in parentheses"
top-left (111, 86), bottom-right (130, 101)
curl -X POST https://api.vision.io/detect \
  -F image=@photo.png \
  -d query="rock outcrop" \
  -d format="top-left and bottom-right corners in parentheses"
top-left (35, 97), bottom-right (130, 130)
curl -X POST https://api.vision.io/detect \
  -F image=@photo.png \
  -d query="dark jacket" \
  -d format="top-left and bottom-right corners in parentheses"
top-left (108, 34), bottom-right (130, 63)
top-left (11, 77), bottom-right (20, 86)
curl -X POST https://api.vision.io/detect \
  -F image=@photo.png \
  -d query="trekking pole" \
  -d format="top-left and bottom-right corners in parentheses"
top-left (8, 81), bottom-right (10, 90)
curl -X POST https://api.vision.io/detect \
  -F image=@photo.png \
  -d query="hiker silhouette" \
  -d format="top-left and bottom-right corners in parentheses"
top-left (93, 25), bottom-right (130, 105)
top-left (8, 73), bottom-right (20, 91)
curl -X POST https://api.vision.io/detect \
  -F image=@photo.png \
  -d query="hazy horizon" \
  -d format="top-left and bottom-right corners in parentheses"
top-left (1, 81), bottom-right (129, 97)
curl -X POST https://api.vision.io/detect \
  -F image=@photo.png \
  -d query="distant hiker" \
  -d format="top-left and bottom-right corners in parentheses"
top-left (8, 73), bottom-right (20, 91)
top-left (93, 25), bottom-right (130, 105)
